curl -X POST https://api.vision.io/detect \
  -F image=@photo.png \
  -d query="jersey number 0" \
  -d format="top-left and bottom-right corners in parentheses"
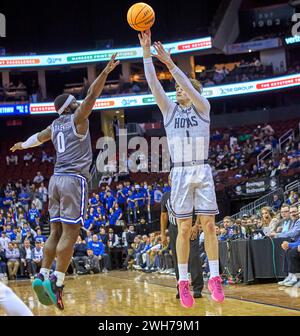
top-left (57, 132), bottom-right (66, 153)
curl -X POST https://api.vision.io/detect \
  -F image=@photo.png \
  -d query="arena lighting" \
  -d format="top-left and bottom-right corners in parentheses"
top-left (25, 72), bottom-right (300, 115)
top-left (0, 36), bottom-right (212, 69)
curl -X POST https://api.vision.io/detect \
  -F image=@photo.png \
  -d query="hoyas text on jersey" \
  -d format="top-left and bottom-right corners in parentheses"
top-left (174, 116), bottom-right (199, 129)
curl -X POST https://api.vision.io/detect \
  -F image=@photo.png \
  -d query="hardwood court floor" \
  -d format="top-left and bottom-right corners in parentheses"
top-left (1, 271), bottom-right (300, 316)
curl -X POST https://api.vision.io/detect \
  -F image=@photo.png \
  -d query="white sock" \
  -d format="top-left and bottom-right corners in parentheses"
top-left (178, 264), bottom-right (189, 281)
top-left (54, 271), bottom-right (65, 287)
top-left (209, 260), bottom-right (220, 279)
top-left (0, 282), bottom-right (33, 316)
top-left (40, 268), bottom-right (50, 280)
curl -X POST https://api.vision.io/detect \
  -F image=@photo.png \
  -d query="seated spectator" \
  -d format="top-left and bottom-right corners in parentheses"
top-left (41, 150), bottom-right (53, 163)
top-left (32, 195), bottom-right (43, 212)
top-left (127, 190), bottom-right (137, 224)
top-left (23, 152), bottom-right (34, 166)
top-left (99, 227), bottom-right (108, 245)
top-left (272, 194), bottom-right (283, 212)
top-left (38, 182), bottom-right (48, 207)
top-left (0, 232), bottom-right (11, 251)
top-left (121, 227), bottom-right (129, 248)
top-left (278, 158), bottom-right (288, 171)
top-left (126, 225), bottom-right (137, 249)
top-left (33, 171), bottom-right (44, 184)
top-left (278, 238), bottom-right (300, 287)
top-left (275, 204), bottom-right (292, 234)
top-left (27, 204), bottom-right (40, 229)
top-left (143, 235), bottom-right (162, 272)
top-left (5, 242), bottom-right (20, 280)
top-left (136, 218), bottom-right (150, 236)
top-left (6, 154), bottom-right (18, 166)
top-left (18, 189), bottom-right (30, 212)
top-left (270, 205), bottom-right (300, 241)
top-left (157, 236), bottom-right (173, 272)
top-left (86, 249), bottom-right (101, 274)
top-left (113, 203), bottom-right (123, 223)
top-left (73, 236), bottom-right (88, 274)
top-left (87, 234), bottom-right (111, 272)
top-left (3, 224), bottom-right (14, 241)
top-left (286, 191), bottom-right (299, 206)
top-left (20, 239), bottom-right (34, 278)
top-left (32, 241), bottom-right (43, 275)
top-left (222, 216), bottom-right (240, 240)
top-left (107, 228), bottom-right (120, 248)
top-left (261, 207), bottom-right (279, 235)
top-left (105, 191), bottom-right (116, 212)
top-left (35, 228), bottom-right (46, 243)
top-left (108, 208), bottom-right (117, 227)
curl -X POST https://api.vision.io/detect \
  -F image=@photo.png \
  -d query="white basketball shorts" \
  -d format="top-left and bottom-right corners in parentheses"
top-left (170, 164), bottom-right (219, 219)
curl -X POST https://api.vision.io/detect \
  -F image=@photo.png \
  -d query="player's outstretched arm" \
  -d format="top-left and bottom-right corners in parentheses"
top-left (139, 30), bottom-right (174, 116)
top-left (10, 126), bottom-right (52, 152)
top-left (74, 53), bottom-right (120, 123)
top-left (152, 41), bottom-right (210, 116)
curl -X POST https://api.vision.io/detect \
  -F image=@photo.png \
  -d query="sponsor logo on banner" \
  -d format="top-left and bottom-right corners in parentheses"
top-left (227, 38), bottom-right (280, 54)
top-left (47, 57), bottom-right (63, 64)
top-left (121, 98), bottom-right (138, 106)
top-left (285, 35), bottom-right (300, 45)
top-left (67, 50), bottom-right (137, 63)
top-left (256, 76), bottom-right (300, 89)
top-left (218, 84), bottom-right (255, 95)
top-left (0, 104), bottom-right (29, 115)
top-left (94, 101), bottom-right (115, 108)
top-left (233, 178), bottom-right (278, 198)
top-left (30, 105), bottom-right (55, 113)
top-left (0, 58), bottom-right (40, 66)
top-left (178, 39), bottom-right (212, 51)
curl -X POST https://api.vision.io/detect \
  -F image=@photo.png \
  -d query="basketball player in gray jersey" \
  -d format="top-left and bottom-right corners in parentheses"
top-left (139, 30), bottom-right (224, 308)
top-left (10, 54), bottom-right (119, 310)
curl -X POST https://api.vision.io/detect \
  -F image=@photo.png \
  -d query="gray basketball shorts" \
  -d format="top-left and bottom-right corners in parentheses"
top-left (170, 164), bottom-right (219, 219)
top-left (49, 173), bottom-right (88, 225)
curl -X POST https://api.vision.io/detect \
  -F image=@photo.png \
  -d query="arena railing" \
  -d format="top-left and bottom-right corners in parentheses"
top-left (279, 129), bottom-right (295, 153)
top-left (257, 147), bottom-right (273, 168)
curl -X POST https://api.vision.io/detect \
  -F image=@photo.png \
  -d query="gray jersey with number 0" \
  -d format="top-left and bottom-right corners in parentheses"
top-left (51, 114), bottom-right (92, 179)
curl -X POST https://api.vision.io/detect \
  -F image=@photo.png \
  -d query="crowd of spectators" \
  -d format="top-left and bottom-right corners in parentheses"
top-left (0, 79), bottom-right (41, 103)
top-left (6, 149), bottom-right (53, 168)
top-left (210, 123), bottom-right (300, 181)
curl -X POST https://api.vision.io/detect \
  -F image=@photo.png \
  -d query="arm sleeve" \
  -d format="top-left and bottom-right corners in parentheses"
top-left (21, 133), bottom-right (42, 149)
top-left (144, 58), bottom-right (175, 118)
top-left (170, 65), bottom-right (210, 116)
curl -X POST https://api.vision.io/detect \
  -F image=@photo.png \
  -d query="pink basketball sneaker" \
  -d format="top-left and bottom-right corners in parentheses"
top-left (208, 276), bottom-right (225, 303)
top-left (178, 280), bottom-right (195, 308)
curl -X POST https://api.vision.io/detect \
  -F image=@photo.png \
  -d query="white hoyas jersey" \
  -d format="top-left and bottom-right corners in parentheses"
top-left (164, 103), bottom-right (210, 164)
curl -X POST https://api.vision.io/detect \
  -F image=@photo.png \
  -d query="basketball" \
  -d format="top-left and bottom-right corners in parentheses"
top-left (127, 2), bottom-right (155, 32)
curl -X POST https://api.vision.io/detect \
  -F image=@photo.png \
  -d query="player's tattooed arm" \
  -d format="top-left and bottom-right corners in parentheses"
top-left (10, 125), bottom-right (51, 152)
top-left (74, 53), bottom-right (120, 122)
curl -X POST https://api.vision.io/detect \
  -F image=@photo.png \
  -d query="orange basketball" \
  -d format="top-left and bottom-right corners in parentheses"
top-left (127, 2), bottom-right (155, 32)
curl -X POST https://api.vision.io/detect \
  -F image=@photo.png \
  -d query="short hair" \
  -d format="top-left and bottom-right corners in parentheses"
top-left (223, 216), bottom-right (232, 222)
top-left (175, 78), bottom-right (203, 94)
top-left (54, 94), bottom-right (70, 113)
top-left (281, 203), bottom-right (290, 209)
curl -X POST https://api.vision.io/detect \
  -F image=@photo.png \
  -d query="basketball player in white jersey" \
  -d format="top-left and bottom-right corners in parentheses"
top-left (139, 30), bottom-right (224, 308)
top-left (10, 54), bottom-right (119, 310)
top-left (0, 282), bottom-right (33, 316)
